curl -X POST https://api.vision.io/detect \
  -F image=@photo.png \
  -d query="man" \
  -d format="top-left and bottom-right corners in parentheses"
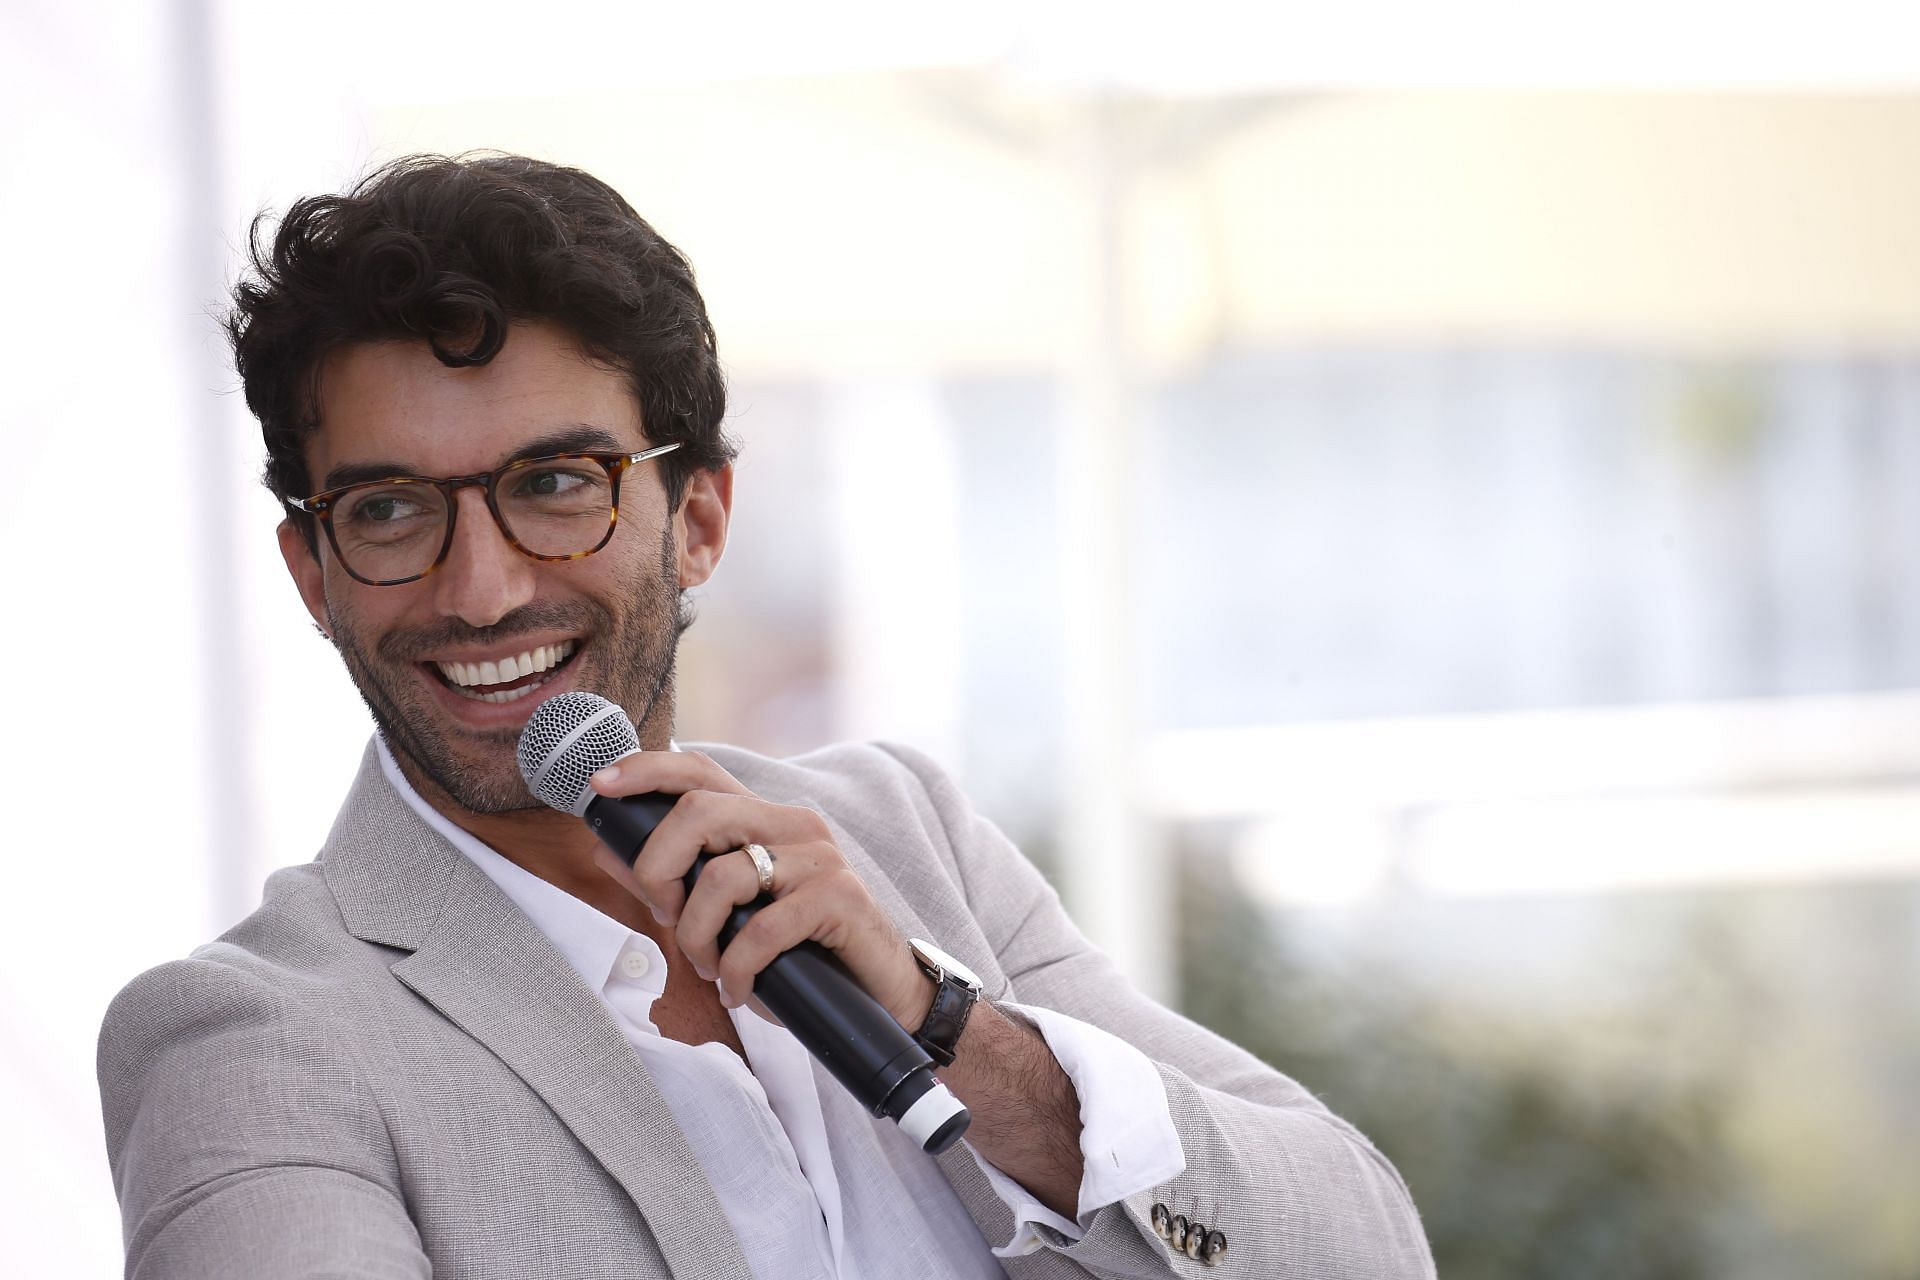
top-left (98, 154), bottom-right (1433, 1278)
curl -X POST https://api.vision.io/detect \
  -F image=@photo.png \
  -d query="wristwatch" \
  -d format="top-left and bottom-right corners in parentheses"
top-left (907, 937), bottom-right (983, 1067)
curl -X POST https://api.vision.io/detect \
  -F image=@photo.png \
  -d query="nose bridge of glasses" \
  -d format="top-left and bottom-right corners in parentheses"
top-left (445, 474), bottom-right (516, 548)
top-left (431, 474), bottom-right (537, 617)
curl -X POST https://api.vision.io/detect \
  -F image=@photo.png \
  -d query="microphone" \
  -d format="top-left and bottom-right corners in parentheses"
top-left (517, 691), bottom-right (970, 1155)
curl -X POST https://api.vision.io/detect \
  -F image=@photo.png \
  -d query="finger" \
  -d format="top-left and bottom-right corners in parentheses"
top-left (588, 749), bottom-right (752, 801)
top-left (590, 843), bottom-right (652, 910)
top-left (711, 867), bottom-right (875, 1008)
top-left (711, 892), bottom-right (817, 1009)
top-left (631, 791), bottom-right (831, 925)
top-left (674, 843), bottom-right (819, 979)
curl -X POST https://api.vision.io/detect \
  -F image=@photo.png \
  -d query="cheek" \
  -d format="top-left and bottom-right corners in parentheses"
top-left (320, 575), bottom-right (403, 649)
top-left (575, 535), bottom-right (663, 599)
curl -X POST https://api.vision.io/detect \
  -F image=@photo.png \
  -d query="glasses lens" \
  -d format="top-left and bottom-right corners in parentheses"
top-left (496, 457), bottom-right (617, 556)
top-left (330, 480), bottom-right (450, 583)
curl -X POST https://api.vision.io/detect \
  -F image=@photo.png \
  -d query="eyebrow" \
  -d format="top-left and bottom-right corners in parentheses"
top-left (319, 424), bottom-right (635, 491)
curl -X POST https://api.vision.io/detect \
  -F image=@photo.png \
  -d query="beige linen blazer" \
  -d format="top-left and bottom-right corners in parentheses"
top-left (99, 739), bottom-right (1434, 1278)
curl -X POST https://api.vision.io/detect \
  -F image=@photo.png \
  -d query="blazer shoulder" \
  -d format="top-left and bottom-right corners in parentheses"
top-left (97, 861), bottom-right (389, 1125)
top-left (688, 741), bottom-right (1020, 942)
top-left (99, 951), bottom-right (352, 1163)
top-left (690, 740), bottom-right (965, 853)
top-left (693, 738), bottom-right (946, 801)
top-left (97, 861), bottom-right (357, 1078)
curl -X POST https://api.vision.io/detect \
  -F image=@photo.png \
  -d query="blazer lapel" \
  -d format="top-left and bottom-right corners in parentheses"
top-left (322, 743), bottom-right (750, 1280)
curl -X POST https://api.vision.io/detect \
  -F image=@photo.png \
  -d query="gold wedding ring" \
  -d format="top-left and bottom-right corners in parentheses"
top-left (742, 843), bottom-right (776, 895)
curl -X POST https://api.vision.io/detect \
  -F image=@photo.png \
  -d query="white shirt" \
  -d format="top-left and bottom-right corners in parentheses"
top-left (376, 738), bottom-right (1183, 1278)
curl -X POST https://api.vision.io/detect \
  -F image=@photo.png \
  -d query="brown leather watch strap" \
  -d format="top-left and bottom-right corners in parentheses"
top-left (913, 971), bottom-right (977, 1067)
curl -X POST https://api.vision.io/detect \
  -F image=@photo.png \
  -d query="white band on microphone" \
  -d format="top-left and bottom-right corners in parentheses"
top-left (897, 1080), bottom-right (967, 1151)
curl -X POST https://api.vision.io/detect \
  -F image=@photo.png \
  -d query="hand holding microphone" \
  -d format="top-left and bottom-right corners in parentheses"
top-left (518, 692), bottom-right (971, 1154)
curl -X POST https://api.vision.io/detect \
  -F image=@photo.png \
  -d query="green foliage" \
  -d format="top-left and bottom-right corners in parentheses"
top-left (1172, 850), bottom-right (1776, 1280)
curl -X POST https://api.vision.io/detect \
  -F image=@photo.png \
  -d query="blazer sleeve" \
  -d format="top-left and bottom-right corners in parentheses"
top-left (97, 953), bottom-right (430, 1279)
top-left (877, 743), bottom-right (1436, 1280)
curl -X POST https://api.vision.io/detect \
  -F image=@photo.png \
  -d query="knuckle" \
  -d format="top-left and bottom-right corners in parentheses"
top-left (730, 912), bottom-right (786, 962)
top-left (789, 805), bottom-right (831, 840)
top-left (706, 855), bottom-right (749, 900)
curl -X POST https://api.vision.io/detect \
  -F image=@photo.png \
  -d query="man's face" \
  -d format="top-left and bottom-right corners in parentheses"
top-left (278, 321), bottom-right (729, 813)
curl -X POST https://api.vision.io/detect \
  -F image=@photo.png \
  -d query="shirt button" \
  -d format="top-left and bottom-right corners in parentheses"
top-left (618, 950), bottom-right (652, 981)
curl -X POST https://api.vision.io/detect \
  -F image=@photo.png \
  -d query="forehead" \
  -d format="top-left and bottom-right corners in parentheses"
top-left (308, 321), bottom-right (644, 481)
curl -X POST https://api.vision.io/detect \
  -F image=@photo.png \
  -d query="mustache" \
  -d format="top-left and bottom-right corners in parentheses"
top-left (374, 600), bottom-right (610, 662)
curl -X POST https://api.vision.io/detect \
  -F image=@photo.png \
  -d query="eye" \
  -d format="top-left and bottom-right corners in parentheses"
top-left (343, 490), bottom-right (429, 523)
top-left (360, 495), bottom-right (420, 521)
top-left (507, 462), bottom-right (609, 509)
top-left (335, 484), bottom-right (440, 542)
top-left (519, 467), bottom-right (588, 498)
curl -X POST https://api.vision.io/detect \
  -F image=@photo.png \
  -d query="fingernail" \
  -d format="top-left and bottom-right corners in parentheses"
top-left (716, 980), bottom-right (734, 1006)
top-left (590, 767), bottom-right (617, 787)
top-left (694, 964), bottom-right (714, 981)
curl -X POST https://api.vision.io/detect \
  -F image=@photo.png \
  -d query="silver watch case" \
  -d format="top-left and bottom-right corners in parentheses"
top-left (908, 937), bottom-right (983, 993)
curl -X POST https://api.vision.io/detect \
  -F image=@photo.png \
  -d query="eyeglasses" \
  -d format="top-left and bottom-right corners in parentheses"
top-left (288, 444), bottom-right (683, 586)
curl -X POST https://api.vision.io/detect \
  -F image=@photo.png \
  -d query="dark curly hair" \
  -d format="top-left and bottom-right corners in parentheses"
top-left (228, 152), bottom-right (734, 546)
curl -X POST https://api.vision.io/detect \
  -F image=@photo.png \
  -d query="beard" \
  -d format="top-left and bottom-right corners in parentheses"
top-left (326, 525), bottom-right (689, 814)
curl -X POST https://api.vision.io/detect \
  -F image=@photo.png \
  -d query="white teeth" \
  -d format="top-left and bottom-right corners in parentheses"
top-left (434, 640), bottom-right (577, 690)
top-left (470, 682), bottom-right (541, 704)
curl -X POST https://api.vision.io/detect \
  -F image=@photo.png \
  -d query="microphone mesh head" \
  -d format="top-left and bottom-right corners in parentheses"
top-left (517, 691), bottom-right (641, 816)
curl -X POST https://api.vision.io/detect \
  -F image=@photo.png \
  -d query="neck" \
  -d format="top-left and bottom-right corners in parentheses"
top-left (392, 687), bottom-right (678, 929)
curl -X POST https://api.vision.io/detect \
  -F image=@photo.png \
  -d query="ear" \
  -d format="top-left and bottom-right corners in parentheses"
top-left (277, 517), bottom-right (332, 638)
top-left (674, 465), bottom-right (733, 589)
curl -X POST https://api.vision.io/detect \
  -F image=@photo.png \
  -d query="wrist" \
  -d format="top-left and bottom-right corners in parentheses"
top-left (887, 970), bottom-right (939, 1033)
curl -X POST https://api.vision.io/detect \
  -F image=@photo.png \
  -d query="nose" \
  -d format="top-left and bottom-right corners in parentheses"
top-left (430, 487), bottom-right (536, 627)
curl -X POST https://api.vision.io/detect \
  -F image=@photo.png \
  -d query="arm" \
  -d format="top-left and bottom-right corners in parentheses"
top-left (98, 955), bottom-right (429, 1279)
top-left (935, 996), bottom-right (1092, 1218)
top-left (586, 741), bottom-right (1432, 1277)
top-left (581, 749), bottom-right (1101, 1219)
top-left (880, 742), bottom-right (1436, 1280)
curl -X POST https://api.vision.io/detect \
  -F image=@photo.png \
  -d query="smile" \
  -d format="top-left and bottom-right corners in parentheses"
top-left (429, 640), bottom-right (579, 704)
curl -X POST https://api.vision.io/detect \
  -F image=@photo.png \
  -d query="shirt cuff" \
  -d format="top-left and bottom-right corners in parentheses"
top-left (964, 1002), bottom-right (1186, 1258)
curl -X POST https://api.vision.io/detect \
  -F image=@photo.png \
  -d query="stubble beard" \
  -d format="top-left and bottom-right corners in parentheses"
top-left (326, 527), bottom-right (689, 814)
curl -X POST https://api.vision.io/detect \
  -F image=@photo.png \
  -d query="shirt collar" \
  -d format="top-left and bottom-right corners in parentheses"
top-left (374, 733), bottom-right (635, 992)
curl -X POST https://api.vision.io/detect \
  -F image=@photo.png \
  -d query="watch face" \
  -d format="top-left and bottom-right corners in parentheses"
top-left (910, 938), bottom-right (982, 991)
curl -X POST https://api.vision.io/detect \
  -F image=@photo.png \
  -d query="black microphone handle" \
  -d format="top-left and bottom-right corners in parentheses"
top-left (581, 791), bottom-right (967, 1147)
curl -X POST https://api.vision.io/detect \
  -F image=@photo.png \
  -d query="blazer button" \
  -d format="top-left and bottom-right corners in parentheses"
top-left (1201, 1230), bottom-right (1228, 1265)
top-left (1170, 1215), bottom-right (1189, 1251)
top-left (1184, 1222), bottom-right (1206, 1258)
top-left (1150, 1203), bottom-right (1172, 1239)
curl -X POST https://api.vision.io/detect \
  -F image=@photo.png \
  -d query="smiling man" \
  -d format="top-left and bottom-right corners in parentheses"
top-left (96, 155), bottom-right (1433, 1279)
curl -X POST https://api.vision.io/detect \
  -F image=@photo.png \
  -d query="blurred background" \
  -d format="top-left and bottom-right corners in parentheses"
top-left (5, 2), bottom-right (1920, 1275)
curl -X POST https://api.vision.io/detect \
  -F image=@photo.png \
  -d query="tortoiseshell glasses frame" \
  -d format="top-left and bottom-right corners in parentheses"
top-left (287, 443), bottom-right (683, 587)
